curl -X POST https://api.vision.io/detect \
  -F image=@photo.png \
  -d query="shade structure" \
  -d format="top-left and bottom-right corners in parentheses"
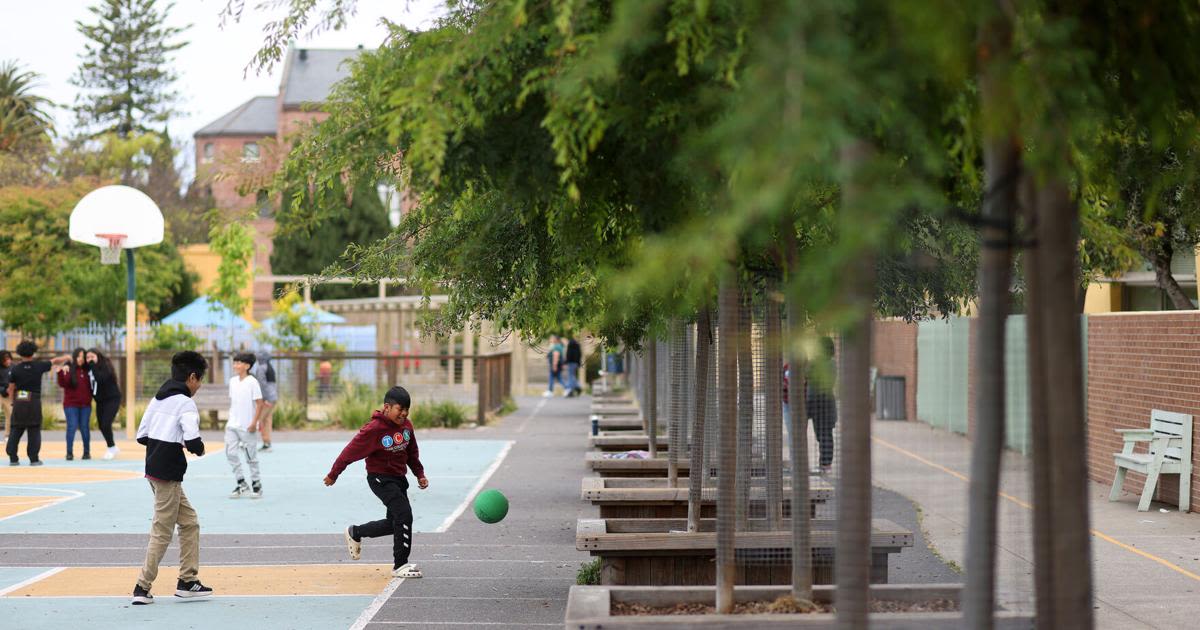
top-left (161, 296), bottom-right (252, 330)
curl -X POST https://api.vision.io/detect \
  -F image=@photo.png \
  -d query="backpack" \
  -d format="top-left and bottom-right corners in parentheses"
top-left (264, 362), bottom-right (276, 383)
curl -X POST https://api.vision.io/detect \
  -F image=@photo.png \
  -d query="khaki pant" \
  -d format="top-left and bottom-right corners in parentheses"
top-left (137, 478), bottom-right (200, 590)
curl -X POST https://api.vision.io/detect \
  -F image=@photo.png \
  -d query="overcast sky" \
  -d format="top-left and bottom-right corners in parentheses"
top-left (0, 0), bottom-right (444, 180)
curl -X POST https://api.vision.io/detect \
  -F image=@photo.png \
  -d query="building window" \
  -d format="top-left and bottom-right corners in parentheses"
top-left (256, 190), bottom-right (272, 218)
top-left (202, 142), bottom-right (214, 163)
top-left (242, 141), bottom-right (260, 162)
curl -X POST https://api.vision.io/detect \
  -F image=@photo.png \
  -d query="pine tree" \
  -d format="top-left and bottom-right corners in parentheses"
top-left (71, 0), bottom-right (187, 138)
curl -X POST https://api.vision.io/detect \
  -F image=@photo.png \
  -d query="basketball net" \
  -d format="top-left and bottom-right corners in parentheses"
top-left (96, 233), bottom-right (126, 265)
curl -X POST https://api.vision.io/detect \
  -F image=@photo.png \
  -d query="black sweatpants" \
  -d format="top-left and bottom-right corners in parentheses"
top-left (6, 425), bottom-right (41, 463)
top-left (356, 475), bottom-right (414, 569)
top-left (96, 398), bottom-right (120, 448)
top-left (813, 414), bottom-right (837, 467)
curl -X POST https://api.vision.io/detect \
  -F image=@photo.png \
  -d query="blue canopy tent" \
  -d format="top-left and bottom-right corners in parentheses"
top-left (161, 296), bottom-right (253, 330)
top-left (260, 303), bottom-right (346, 327)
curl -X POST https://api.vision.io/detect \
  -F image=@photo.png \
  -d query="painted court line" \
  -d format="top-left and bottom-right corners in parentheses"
top-left (0, 487), bottom-right (83, 523)
top-left (516, 397), bottom-right (548, 434)
top-left (873, 435), bottom-right (1200, 584)
top-left (367, 623), bottom-right (559, 627)
top-left (433, 441), bottom-right (514, 533)
top-left (349, 577), bottom-right (404, 630)
top-left (0, 567), bottom-right (64, 596)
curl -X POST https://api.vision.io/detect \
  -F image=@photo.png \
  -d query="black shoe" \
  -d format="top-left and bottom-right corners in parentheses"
top-left (82, 453), bottom-right (91, 460)
top-left (8, 460), bottom-right (17, 467)
top-left (131, 583), bottom-right (153, 605)
top-left (259, 442), bottom-right (271, 452)
top-left (29, 460), bottom-right (43, 466)
top-left (230, 481), bottom-right (250, 498)
top-left (250, 481), bottom-right (262, 498)
top-left (65, 454), bottom-right (73, 461)
top-left (175, 579), bottom-right (213, 599)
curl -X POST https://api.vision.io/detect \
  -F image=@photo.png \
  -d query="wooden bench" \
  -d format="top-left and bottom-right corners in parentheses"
top-left (591, 404), bottom-right (640, 417)
top-left (192, 387), bottom-right (231, 430)
top-left (582, 477), bottom-right (831, 519)
top-left (590, 414), bottom-right (646, 431)
top-left (1110, 409), bottom-right (1193, 512)
top-left (586, 451), bottom-right (688, 477)
top-left (577, 517), bottom-right (913, 586)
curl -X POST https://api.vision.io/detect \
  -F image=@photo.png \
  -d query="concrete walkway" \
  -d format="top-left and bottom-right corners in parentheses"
top-left (873, 419), bottom-right (1200, 630)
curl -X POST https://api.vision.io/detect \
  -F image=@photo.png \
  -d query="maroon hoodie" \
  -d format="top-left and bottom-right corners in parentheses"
top-left (57, 366), bottom-right (93, 408)
top-left (327, 411), bottom-right (424, 482)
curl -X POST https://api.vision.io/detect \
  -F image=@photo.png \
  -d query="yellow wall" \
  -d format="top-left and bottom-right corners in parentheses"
top-left (1083, 283), bottom-right (1122, 314)
top-left (179, 243), bottom-right (256, 321)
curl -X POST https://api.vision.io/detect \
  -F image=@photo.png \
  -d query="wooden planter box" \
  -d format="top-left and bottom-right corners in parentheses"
top-left (577, 518), bottom-right (912, 586)
top-left (581, 478), bottom-right (833, 519)
top-left (590, 414), bottom-right (646, 431)
top-left (591, 404), bottom-right (641, 416)
top-left (564, 584), bottom-right (1034, 628)
top-left (590, 433), bottom-right (670, 452)
top-left (586, 452), bottom-right (686, 477)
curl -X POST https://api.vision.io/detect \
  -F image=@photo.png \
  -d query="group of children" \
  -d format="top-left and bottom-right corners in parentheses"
top-left (131, 351), bottom-right (429, 605)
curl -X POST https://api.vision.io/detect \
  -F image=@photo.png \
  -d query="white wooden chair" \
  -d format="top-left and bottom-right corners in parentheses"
top-left (1109, 409), bottom-right (1192, 512)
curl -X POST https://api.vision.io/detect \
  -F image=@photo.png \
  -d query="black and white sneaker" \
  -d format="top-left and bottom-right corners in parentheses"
top-left (250, 481), bottom-right (263, 499)
top-left (345, 525), bottom-right (361, 560)
top-left (175, 579), bottom-right (213, 599)
top-left (229, 482), bottom-right (250, 499)
top-left (131, 583), bottom-right (153, 605)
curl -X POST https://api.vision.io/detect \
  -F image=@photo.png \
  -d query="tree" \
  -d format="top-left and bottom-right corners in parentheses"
top-left (0, 60), bottom-right (54, 151)
top-left (208, 219), bottom-right (254, 320)
top-left (71, 0), bottom-right (188, 138)
top-left (270, 179), bottom-right (389, 300)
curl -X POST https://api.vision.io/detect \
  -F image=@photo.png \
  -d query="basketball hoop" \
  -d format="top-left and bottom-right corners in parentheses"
top-left (96, 233), bottom-right (127, 265)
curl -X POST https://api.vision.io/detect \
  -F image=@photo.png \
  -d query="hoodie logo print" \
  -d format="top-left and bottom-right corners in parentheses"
top-left (381, 435), bottom-right (395, 448)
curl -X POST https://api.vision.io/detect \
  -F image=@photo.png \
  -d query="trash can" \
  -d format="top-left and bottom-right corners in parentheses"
top-left (875, 375), bottom-right (906, 420)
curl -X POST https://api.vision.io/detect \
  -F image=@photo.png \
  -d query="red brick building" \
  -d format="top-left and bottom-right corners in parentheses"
top-left (194, 47), bottom-right (362, 318)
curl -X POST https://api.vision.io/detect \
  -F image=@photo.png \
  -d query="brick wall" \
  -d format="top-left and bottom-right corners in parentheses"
top-left (871, 319), bottom-right (919, 421)
top-left (194, 135), bottom-right (271, 212)
top-left (1087, 312), bottom-right (1200, 511)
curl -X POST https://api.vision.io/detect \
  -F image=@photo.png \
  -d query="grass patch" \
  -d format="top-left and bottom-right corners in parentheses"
top-left (496, 397), bottom-right (518, 417)
top-left (411, 400), bottom-right (471, 429)
top-left (576, 558), bottom-right (601, 585)
top-left (272, 399), bottom-right (308, 429)
top-left (330, 384), bottom-right (383, 430)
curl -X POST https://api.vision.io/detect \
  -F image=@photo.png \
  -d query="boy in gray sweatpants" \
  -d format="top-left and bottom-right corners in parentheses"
top-left (226, 352), bottom-right (264, 498)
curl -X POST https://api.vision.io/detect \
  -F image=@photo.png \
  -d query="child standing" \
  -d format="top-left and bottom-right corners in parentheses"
top-left (226, 352), bottom-right (264, 498)
top-left (57, 348), bottom-right (92, 461)
top-left (324, 386), bottom-right (429, 578)
top-left (132, 350), bottom-right (212, 604)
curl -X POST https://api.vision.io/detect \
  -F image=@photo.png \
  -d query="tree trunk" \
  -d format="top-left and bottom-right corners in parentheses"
top-left (687, 306), bottom-right (712, 532)
top-left (1150, 245), bottom-right (1196, 310)
top-left (1034, 178), bottom-right (1094, 629)
top-left (787, 289), bottom-right (813, 600)
top-left (964, 4), bottom-right (1019, 625)
top-left (647, 340), bottom-right (657, 457)
top-left (765, 279), bottom-right (784, 529)
top-left (835, 139), bottom-right (875, 629)
top-left (716, 271), bottom-right (740, 613)
top-left (736, 278), bottom-right (754, 532)
top-left (668, 319), bottom-right (685, 487)
top-left (1021, 172), bottom-right (1056, 628)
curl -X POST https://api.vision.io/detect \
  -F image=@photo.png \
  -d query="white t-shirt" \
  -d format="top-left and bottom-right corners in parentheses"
top-left (227, 375), bottom-right (263, 430)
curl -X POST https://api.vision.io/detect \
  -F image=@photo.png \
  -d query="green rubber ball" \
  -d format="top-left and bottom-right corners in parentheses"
top-left (473, 489), bottom-right (509, 524)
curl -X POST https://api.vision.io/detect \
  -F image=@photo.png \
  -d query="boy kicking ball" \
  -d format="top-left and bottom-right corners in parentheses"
top-left (324, 386), bottom-right (429, 578)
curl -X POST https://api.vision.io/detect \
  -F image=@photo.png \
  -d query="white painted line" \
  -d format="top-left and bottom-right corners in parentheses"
top-left (0, 567), bottom-right (64, 597)
top-left (387, 596), bottom-right (563, 601)
top-left (0, 487), bottom-right (84, 523)
top-left (432, 441), bottom-right (514, 533)
top-left (349, 577), bottom-right (404, 630)
top-left (516, 398), bottom-right (547, 433)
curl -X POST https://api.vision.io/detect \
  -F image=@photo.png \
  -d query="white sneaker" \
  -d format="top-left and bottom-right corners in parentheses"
top-left (345, 526), bottom-right (361, 560)
top-left (541, 390), bottom-right (553, 398)
top-left (103, 446), bottom-right (119, 460)
top-left (392, 563), bottom-right (422, 578)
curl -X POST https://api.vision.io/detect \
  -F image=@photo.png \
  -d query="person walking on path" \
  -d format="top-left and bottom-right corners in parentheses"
top-left (132, 350), bottom-right (212, 605)
top-left (5, 341), bottom-right (69, 466)
top-left (0, 351), bottom-right (12, 438)
top-left (57, 348), bottom-right (93, 461)
top-left (226, 352), bottom-right (264, 499)
top-left (251, 350), bottom-right (278, 451)
top-left (325, 386), bottom-right (429, 578)
top-left (543, 335), bottom-right (566, 398)
top-left (564, 335), bottom-right (583, 397)
top-left (87, 349), bottom-right (123, 460)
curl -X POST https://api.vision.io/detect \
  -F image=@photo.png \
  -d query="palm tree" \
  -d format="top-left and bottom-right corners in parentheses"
top-left (0, 60), bottom-right (54, 152)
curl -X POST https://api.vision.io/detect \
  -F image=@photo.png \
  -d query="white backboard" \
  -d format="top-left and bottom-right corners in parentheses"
top-left (69, 185), bottom-right (165, 249)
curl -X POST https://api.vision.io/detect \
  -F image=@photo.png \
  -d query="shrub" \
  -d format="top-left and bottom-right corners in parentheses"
top-left (143, 323), bottom-right (204, 351)
top-left (410, 400), bottom-right (470, 429)
top-left (496, 397), bottom-right (518, 417)
top-left (272, 399), bottom-right (308, 429)
top-left (41, 405), bottom-right (60, 430)
top-left (576, 558), bottom-right (601, 585)
top-left (330, 384), bottom-right (381, 429)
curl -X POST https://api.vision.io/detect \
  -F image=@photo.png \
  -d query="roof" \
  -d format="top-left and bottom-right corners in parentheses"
top-left (281, 48), bottom-right (360, 108)
top-left (194, 96), bottom-right (277, 137)
top-left (161, 296), bottom-right (252, 329)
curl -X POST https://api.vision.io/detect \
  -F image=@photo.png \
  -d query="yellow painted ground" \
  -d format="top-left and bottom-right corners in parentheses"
top-left (35, 440), bottom-right (147, 462)
top-left (0, 467), bottom-right (141, 484)
top-left (0, 496), bottom-right (65, 519)
top-left (8, 564), bottom-right (393, 597)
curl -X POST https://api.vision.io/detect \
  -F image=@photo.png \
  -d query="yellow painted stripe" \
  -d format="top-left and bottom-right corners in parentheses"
top-left (872, 435), bottom-right (1200, 583)
top-left (0, 467), bottom-right (141, 484)
top-left (0, 496), bottom-right (63, 519)
top-left (7, 564), bottom-right (394, 597)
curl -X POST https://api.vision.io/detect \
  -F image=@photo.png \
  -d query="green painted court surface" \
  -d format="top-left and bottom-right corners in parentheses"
top-left (0, 438), bottom-right (512, 629)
